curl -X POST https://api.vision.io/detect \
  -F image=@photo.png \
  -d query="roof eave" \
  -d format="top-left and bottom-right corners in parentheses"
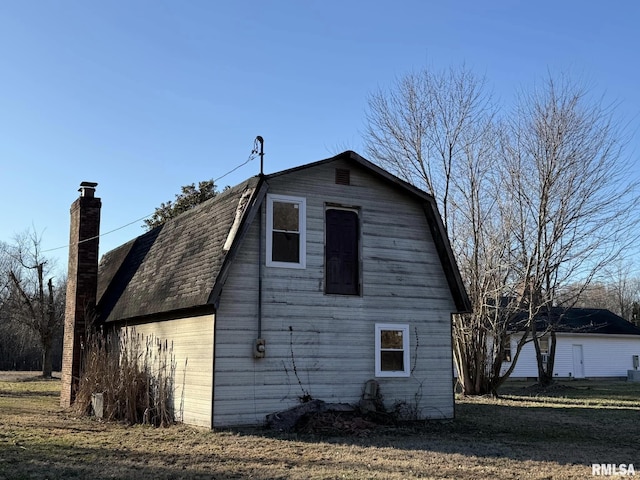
top-left (421, 198), bottom-right (472, 313)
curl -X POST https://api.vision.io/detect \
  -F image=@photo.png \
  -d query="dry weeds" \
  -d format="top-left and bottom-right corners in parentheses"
top-left (1, 373), bottom-right (639, 479)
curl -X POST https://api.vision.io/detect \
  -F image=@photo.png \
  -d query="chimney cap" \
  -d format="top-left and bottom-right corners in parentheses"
top-left (79, 181), bottom-right (98, 197)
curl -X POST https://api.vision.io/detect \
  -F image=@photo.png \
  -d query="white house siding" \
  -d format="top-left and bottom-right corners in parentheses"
top-left (213, 159), bottom-right (457, 427)
top-left (123, 314), bottom-right (214, 428)
top-left (503, 333), bottom-right (640, 379)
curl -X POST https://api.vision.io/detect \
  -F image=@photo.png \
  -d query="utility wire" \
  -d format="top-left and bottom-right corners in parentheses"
top-left (42, 149), bottom-right (258, 253)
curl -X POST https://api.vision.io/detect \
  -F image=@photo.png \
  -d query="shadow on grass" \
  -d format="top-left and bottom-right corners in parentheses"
top-left (0, 443), bottom-right (259, 480)
top-left (0, 373), bottom-right (60, 382)
top-left (4, 401), bottom-right (634, 480)
top-left (0, 390), bottom-right (60, 398)
top-left (2, 376), bottom-right (638, 479)
top-left (232, 400), bottom-right (640, 468)
top-left (1, 402), bottom-right (636, 480)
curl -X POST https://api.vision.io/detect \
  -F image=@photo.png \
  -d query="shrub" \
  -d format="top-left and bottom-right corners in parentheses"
top-left (75, 328), bottom-right (175, 427)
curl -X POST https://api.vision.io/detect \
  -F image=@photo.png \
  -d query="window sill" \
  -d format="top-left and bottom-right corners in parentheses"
top-left (266, 261), bottom-right (306, 269)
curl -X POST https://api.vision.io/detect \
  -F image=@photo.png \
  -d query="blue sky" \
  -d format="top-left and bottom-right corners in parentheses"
top-left (1, 1), bottom-right (639, 273)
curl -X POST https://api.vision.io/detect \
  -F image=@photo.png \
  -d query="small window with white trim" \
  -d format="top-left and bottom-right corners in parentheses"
top-left (266, 194), bottom-right (306, 268)
top-left (375, 323), bottom-right (410, 377)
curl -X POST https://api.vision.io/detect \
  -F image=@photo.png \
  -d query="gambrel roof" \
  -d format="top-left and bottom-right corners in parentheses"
top-left (97, 151), bottom-right (470, 323)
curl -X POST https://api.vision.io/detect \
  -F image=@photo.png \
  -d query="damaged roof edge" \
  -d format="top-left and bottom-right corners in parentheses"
top-left (97, 177), bottom-right (262, 323)
top-left (208, 177), bottom-right (269, 308)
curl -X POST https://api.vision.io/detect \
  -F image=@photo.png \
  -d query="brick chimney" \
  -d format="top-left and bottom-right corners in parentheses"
top-left (60, 182), bottom-right (101, 408)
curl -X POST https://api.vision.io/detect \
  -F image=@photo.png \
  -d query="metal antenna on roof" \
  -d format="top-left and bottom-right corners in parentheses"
top-left (254, 135), bottom-right (264, 175)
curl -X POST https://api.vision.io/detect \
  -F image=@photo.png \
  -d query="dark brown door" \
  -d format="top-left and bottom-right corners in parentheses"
top-left (325, 209), bottom-right (359, 295)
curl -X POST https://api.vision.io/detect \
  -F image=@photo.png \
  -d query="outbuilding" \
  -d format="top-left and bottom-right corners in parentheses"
top-left (61, 150), bottom-right (470, 427)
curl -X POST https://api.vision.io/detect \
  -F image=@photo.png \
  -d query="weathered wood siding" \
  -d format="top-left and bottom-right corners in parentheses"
top-left (214, 159), bottom-right (457, 427)
top-left (502, 333), bottom-right (640, 378)
top-left (123, 314), bottom-right (214, 427)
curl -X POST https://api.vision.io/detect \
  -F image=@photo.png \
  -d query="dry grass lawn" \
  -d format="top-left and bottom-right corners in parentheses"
top-left (0, 372), bottom-right (639, 479)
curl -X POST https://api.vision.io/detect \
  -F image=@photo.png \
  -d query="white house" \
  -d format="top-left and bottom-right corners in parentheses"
top-left (503, 308), bottom-right (640, 379)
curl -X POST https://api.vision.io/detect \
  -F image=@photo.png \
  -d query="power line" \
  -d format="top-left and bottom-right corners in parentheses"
top-left (42, 149), bottom-right (258, 253)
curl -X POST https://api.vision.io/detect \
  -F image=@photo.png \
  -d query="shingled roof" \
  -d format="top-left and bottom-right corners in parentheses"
top-left (507, 306), bottom-right (640, 336)
top-left (96, 151), bottom-right (471, 323)
top-left (97, 176), bottom-right (263, 323)
top-left (532, 307), bottom-right (640, 335)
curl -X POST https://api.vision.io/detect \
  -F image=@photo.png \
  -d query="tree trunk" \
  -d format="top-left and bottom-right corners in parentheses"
top-left (538, 369), bottom-right (553, 387)
top-left (42, 337), bottom-right (53, 378)
top-left (539, 331), bottom-right (557, 387)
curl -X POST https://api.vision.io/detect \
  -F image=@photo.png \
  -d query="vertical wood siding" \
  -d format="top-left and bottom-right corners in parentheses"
top-left (123, 314), bottom-right (214, 427)
top-left (214, 159), bottom-right (457, 427)
top-left (502, 333), bottom-right (640, 378)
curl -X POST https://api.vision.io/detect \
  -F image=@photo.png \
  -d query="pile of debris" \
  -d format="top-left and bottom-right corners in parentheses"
top-left (297, 409), bottom-right (379, 436)
top-left (265, 380), bottom-right (398, 435)
top-left (266, 399), bottom-right (382, 435)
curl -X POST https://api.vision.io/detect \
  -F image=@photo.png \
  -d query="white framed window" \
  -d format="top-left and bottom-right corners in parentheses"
top-left (375, 323), bottom-right (410, 377)
top-left (266, 194), bottom-right (306, 268)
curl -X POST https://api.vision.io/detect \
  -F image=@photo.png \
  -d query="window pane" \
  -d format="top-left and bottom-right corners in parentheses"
top-left (273, 202), bottom-right (299, 232)
top-left (381, 351), bottom-right (404, 371)
top-left (272, 231), bottom-right (300, 263)
top-left (380, 330), bottom-right (403, 349)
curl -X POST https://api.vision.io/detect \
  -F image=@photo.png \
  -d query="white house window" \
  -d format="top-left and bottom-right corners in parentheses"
top-left (375, 323), bottom-right (410, 377)
top-left (539, 335), bottom-right (550, 355)
top-left (502, 335), bottom-right (512, 363)
top-left (266, 194), bottom-right (306, 268)
top-left (539, 335), bottom-right (550, 365)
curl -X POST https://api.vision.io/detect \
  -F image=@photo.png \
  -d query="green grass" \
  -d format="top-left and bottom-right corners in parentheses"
top-left (0, 374), bottom-right (639, 479)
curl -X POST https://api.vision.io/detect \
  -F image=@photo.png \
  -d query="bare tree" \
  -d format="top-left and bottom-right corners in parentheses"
top-left (602, 263), bottom-right (640, 321)
top-left (4, 230), bottom-right (65, 378)
top-left (501, 73), bottom-right (639, 386)
top-left (564, 261), bottom-right (640, 322)
top-left (365, 64), bottom-right (495, 229)
top-left (365, 66), bottom-right (639, 393)
top-left (0, 241), bottom-right (9, 311)
top-left (365, 65), bottom-right (519, 395)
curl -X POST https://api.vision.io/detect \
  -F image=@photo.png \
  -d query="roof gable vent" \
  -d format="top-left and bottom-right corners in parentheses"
top-left (335, 168), bottom-right (351, 186)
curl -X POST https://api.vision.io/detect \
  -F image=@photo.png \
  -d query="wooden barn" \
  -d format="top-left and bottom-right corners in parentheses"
top-left (60, 150), bottom-right (470, 428)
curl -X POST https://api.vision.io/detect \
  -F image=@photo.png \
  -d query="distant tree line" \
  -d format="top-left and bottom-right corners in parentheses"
top-left (562, 262), bottom-right (640, 326)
